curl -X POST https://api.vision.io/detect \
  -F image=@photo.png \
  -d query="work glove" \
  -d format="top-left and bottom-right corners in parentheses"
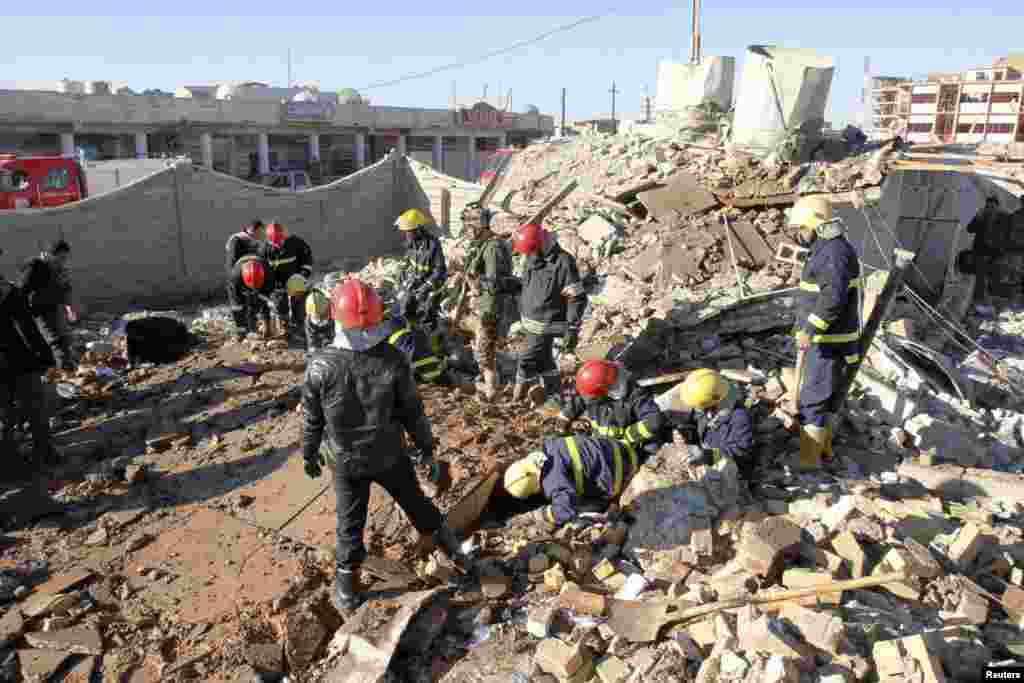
top-left (796, 330), bottom-right (811, 351)
top-left (686, 444), bottom-right (713, 467)
top-left (562, 328), bottom-right (580, 354)
top-left (304, 457), bottom-right (323, 479)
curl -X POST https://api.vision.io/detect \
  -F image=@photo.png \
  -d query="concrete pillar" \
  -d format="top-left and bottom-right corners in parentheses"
top-left (397, 134), bottom-right (407, 158)
top-left (432, 135), bottom-right (443, 171)
top-left (200, 132), bottom-right (214, 168)
top-left (467, 135), bottom-right (478, 181)
top-left (309, 133), bottom-right (321, 162)
top-left (60, 132), bottom-right (75, 157)
top-left (135, 132), bottom-right (148, 159)
top-left (354, 132), bottom-right (366, 169)
top-left (257, 133), bottom-right (270, 175)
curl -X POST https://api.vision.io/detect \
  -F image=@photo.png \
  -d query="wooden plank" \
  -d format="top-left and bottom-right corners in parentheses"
top-left (527, 180), bottom-right (579, 226)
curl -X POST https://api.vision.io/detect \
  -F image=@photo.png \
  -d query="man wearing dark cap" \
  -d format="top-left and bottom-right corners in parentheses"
top-left (18, 240), bottom-right (77, 371)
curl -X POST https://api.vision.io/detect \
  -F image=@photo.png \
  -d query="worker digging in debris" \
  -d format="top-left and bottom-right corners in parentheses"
top-left (790, 195), bottom-right (863, 471)
top-left (656, 368), bottom-right (756, 481)
top-left (503, 433), bottom-right (643, 529)
top-left (261, 222), bottom-right (314, 342)
top-left (1, 261), bottom-right (58, 472)
top-left (395, 208), bottom-right (447, 330)
top-left (304, 286), bottom-right (335, 353)
top-left (556, 359), bottom-right (666, 457)
top-left (300, 278), bottom-right (475, 614)
top-left (463, 203), bottom-right (520, 400)
top-left (225, 220), bottom-right (266, 341)
top-left (229, 255), bottom-right (279, 341)
top-left (18, 239), bottom-right (77, 372)
top-left (966, 195), bottom-right (1011, 312)
top-left (511, 222), bottom-right (587, 409)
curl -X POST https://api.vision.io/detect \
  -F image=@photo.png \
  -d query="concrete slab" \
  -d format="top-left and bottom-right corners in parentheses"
top-left (17, 648), bottom-right (71, 682)
top-left (727, 220), bottom-right (774, 267)
top-left (636, 172), bottom-right (718, 220)
top-left (130, 507), bottom-right (301, 623)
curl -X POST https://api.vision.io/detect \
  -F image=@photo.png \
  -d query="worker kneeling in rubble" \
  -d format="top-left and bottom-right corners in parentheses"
top-left (558, 360), bottom-right (666, 456)
top-left (656, 368), bottom-right (755, 479)
top-left (395, 209), bottom-right (447, 330)
top-left (790, 196), bottom-right (862, 470)
top-left (304, 287), bottom-right (335, 353)
top-left (300, 278), bottom-right (474, 614)
top-left (504, 434), bottom-right (642, 528)
top-left (262, 222), bottom-right (314, 341)
top-left (229, 255), bottom-right (280, 340)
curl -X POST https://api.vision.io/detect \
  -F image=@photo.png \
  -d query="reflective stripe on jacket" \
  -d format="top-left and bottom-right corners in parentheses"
top-left (796, 235), bottom-right (862, 354)
top-left (540, 435), bottom-right (639, 526)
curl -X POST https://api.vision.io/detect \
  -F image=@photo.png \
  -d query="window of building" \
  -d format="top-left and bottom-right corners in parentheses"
top-left (907, 123), bottom-right (934, 133)
top-left (911, 93), bottom-right (937, 104)
top-left (42, 168), bottom-right (69, 190)
top-left (977, 72), bottom-right (989, 81)
top-left (957, 124), bottom-right (973, 133)
top-left (996, 71), bottom-right (1005, 81)
top-left (988, 123), bottom-right (1014, 134)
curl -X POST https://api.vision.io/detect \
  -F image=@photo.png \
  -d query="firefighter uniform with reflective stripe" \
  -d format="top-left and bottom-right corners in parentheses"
top-left (560, 387), bottom-right (666, 457)
top-left (659, 381), bottom-right (756, 469)
top-left (796, 230), bottom-right (862, 428)
top-left (225, 231), bottom-right (264, 336)
top-left (385, 316), bottom-right (447, 384)
top-left (402, 230), bottom-right (447, 325)
top-left (262, 235), bottom-right (314, 330)
top-left (305, 287), bottom-right (335, 352)
top-left (516, 238), bottom-right (587, 394)
top-left (536, 435), bottom-right (642, 527)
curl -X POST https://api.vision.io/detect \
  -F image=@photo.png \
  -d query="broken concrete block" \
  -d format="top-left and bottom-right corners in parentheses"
top-left (831, 531), bottom-right (867, 578)
top-left (820, 496), bottom-right (860, 531)
top-left (528, 605), bottom-right (558, 639)
top-left (529, 554), bottom-right (551, 574)
top-left (687, 619), bottom-right (718, 649)
top-left (544, 564), bottom-right (567, 593)
top-left (577, 215), bottom-right (617, 245)
top-left (778, 604), bottom-right (844, 653)
top-left (595, 654), bottom-right (631, 683)
top-left (809, 547), bottom-right (845, 577)
top-left (736, 517), bottom-right (801, 576)
top-left (872, 634), bottom-right (946, 683)
top-left (739, 614), bottom-right (815, 662)
top-left (636, 172), bottom-right (718, 221)
top-left (947, 522), bottom-right (985, 569)
top-left (0, 608), bottom-right (24, 649)
top-left (17, 649), bottom-right (72, 682)
top-left (885, 541), bottom-right (941, 580)
top-left (535, 638), bottom-right (584, 679)
top-left (20, 591), bottom-right (81, 619)
top-left (871, 555), bottom-right (923, 602)
top-left (557, 587), bottom-right (607, 617)
top-left (955, 578), bottom-right (990, 625)
top-left (781, 568), bottom-right (841, 607)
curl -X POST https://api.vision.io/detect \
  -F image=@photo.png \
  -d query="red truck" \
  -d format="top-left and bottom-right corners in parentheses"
top-left (0, 154), bottom-right (88, 209)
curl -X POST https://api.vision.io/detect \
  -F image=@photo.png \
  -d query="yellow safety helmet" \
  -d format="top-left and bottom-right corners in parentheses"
top-left (305, 288), bottom-right (330, 322)
top-left (395, 208), bottom-right (430, 232)
top-left (788, 196), bottom-right (834, 232)
top-left (678, 368), bottom-right (730, 411)
top-left (286, 274), bottom-right (309, 297)
top-left (504, 452), bottom-right (545, 499)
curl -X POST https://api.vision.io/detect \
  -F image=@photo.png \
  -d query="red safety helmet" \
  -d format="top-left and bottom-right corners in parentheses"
top-left (266, 223), bottom-right (287, 248)
top-left (512, 223), bottom-right (546, 255)
top-left (575, 360), bottom-right (621, 399)
top-left (332, 278), bottom-right (384, 330)
top-left (241, 260), bottom-right (266, 291)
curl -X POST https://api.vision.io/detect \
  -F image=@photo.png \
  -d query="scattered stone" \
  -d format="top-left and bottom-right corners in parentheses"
top-left (17, 648), bottom-right (71, 682)
top-left (21, 591), bottom-right (81, 619)
top-left (535, 638), bottom-right (584, 680)
top-left (577, 215), bottom-right (618, 245)
top-left (872, 634), bottom-right (945, 683)
top-left (0, 608), bottom-right (24, 648)
top-left (831, 531), bottom-right (867, 578)
top-left (124, 532), bottom-right (153, 553)
top-left (528, 606), bottom-right (558, 639)
top-left (544, 564), bottom-right (567, 593)
top-left (24, 626), bottom-right (104, 655)
top-left (124, 464), bottom-right (148, 484)
top-left (778, 604), bottom-right (844, 653)
top-left (84, 527), bottom-right (109, 547)
top-left (947, 522), bottom-right (985, 569)
top-left (595, 654), bottom-right (630, 683)
top-left (719, 650), bottom-right (748, 678)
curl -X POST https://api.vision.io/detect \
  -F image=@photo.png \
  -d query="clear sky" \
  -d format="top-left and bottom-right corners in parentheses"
top-left (2, 4), bottom-right (1021, 127)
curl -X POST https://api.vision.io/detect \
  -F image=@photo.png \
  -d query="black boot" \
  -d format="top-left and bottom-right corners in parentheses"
top-left (433, 525), bottom-right (475, 575)
top-left (331, 568), bottom-right (361, 614)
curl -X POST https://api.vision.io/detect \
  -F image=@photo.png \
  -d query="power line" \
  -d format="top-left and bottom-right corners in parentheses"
top-left (357, 13), bottom-right (611, 91)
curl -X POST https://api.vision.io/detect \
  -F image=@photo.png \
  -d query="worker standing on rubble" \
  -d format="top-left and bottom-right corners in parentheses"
top-left (503, 434), bottom-right (642, 528)
top-left (18, 240), bottom-right (77, 371)
top-left (511, 222), bottom-right (587, 408)
top-left (463, 203), bottom-right (520, 400)
top-left (1, 262), bottom-right (57, 471)
top-left (225, 220), bottom-right (266, 341)
top-left (790, 196), bottom-right (862, 470)
top-left (656, 369), bottom-right (755, 480)
top-left (229, 255), bottom-right (278, 340)
top-left (395, 209), bottom-right (447, 329)
top-left (301, 278), bottom-right (475, 614)
top-left (557, 360), bottom-right (666, 457)
top-left (966, 196), bottom-right (1010, 310)
top-left (304, 287), bottom-right (334, 353)
top-left (261, 222), bottom-right (314, 341)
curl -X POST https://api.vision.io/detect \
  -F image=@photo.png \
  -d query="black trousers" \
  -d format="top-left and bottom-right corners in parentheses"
top-left (333, 453), bottom-right (443, 570)
top-left (271, 289), bottom-right (307, 329)
top-left (515, 332), bottom-right (559, 386)
top-left (0, 372), bottom-right (50, 457)
top-left (226, 282), bottom-right (270, 331)
top-left (33, 307), bottom-right (70, 367)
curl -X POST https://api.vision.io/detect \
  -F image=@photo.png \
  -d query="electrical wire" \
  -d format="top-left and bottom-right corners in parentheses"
top-left (356, 12), bottom-right (612, 90)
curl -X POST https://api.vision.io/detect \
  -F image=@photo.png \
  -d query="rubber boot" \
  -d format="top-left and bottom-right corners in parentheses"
top-left (433, 525), bottom-right (476, 576)
top-left (798, 424), bottom-right (827, 472)
top-left (331, 568), bottom-right (362, 615)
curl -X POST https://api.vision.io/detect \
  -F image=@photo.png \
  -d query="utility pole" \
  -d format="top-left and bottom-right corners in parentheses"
top-left (690, 0), bottom-right (702, 65)
top-left (561, 88), bottom-right (567, 135)
top-left (610, 81), bottom-right (620, 134)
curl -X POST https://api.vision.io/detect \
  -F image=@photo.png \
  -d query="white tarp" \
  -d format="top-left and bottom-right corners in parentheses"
top-left (655, 57), bottom-right (736, 114)
top-left (731, 46), bottom-right (835, 155)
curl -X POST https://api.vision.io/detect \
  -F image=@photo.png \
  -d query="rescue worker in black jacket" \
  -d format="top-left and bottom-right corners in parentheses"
top-left (225, 220), bottom-right (265, 340)
top-left (301, 279), bottom-right (474, 613)
top-left (395, 209), bottom-right (447, 329)
top-left (229, 256), bottom-right (278, 341)
top-left (656, 368), bottom-right (756, 480)
top-left (789, 196), bottom-right (862, 470)
top-left (558, 359), bottom-right (666, 458)
top-left (262, 222), bottom-right (314, 339)
top-left (511, 222), bottom-right (587, 407)
top-left (18, 239), bottom-right (76, 371)
top-left (1, 268), bottom-right (56, 469)
top-left (503, 434), bottom-right (642, 528)
top-left (966, 196), bottom-right (1010, 308)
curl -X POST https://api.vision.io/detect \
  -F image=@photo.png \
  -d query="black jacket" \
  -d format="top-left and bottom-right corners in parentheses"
top-left (0, 281), bottom-right (53, 377)
top-left (18, 256), bottom-right (71, 313)
top-left (225, 231), bottom-right (263, 276)
top-left (301, 341), bottom-right (434, 470)
top-left (966, 208), bottom-right (1012, 255)
top-left (403, 231), bottom-right (447, 294)
top-left (539, 434), bottom-right (642, 526)
top-left (796, 235), bottom-right (861, 356)
top-left (520, 238), bottom-right (587, 336)
top-left (231, 255), bottom-right (277, 298)
top-left (261, 235), bottom-right (314, 286)
top-left (560, 385), bottom-right (666, 456)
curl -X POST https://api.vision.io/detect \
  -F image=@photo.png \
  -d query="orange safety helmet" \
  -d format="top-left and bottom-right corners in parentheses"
top-left (575, 359), bottom-right (621, 399)
top-left (512, 223), bottom-right (546, 256)
top-left (266, 222), bottom-right (287, 248)
top-left (241, 260), bottom-right (266, 291)
top-left (332, 278), bottom-right (384, 330)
